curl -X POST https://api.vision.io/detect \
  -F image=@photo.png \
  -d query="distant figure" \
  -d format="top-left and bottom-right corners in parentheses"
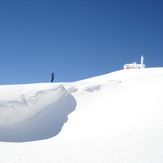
top-left (51, 72), bottom-right (55, 82)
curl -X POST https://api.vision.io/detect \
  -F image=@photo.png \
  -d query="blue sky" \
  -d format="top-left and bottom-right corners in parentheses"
top-left (0, 0), bottom-right (163, 85)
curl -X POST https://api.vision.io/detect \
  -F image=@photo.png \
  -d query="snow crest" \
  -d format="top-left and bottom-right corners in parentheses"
top-left (1, 68), bottom-right (163, 163)
top-left (0, 83), bottom-right (76, 142)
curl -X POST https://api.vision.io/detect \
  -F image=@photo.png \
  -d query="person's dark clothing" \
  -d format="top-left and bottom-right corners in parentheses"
top-left (51, 73), bottom-right (55, 82)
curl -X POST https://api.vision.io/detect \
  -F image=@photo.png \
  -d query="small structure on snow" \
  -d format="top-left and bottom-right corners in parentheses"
top-left (124, 56), bottom-right (146, 70)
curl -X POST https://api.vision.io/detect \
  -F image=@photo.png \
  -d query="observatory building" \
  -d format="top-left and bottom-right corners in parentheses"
top-left (124, 56), bottom-right (146, 70)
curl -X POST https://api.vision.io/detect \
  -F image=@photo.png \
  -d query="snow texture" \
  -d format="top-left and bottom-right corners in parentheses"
top-left (0, 68), bottom-right (163, 163)
top-left (0, 84), bottom-right (76, 141)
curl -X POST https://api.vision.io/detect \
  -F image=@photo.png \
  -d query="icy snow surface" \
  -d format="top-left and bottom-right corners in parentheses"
top-left (0, 68), bottom-right (163, 163)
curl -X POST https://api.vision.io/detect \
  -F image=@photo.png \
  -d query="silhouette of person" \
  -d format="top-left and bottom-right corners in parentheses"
top-left (51, 72), bottom-right (55, 82)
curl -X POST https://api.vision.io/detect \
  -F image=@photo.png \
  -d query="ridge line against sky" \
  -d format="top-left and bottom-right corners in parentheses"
top-left (0, 0), bottom-right (163, 85)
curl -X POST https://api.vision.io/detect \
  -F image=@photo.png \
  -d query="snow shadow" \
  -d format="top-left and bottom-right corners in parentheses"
top-left (84, 84), bottom-right (101, 92)
top-left (0, 86), bottom-right (76, 142)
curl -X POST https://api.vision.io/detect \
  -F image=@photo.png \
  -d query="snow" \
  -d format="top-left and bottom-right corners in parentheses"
top-left (0, 68), bottom-right (163, 162)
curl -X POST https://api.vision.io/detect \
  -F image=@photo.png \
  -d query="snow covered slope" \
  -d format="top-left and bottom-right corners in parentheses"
top-left (0, 83), bottom-right (76, 142)
top-left (0, 68), bottom-right (163, 163)
top-left (58, 68), bottom-right (163, 138)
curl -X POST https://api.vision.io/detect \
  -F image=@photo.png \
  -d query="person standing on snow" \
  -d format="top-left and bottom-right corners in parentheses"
top-left (51, 72), bottom-right (55, 82)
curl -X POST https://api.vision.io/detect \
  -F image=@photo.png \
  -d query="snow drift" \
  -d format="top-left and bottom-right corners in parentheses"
top-left (57, 68), bottom-right (163, 138)
top-left (0, 68), bottom-right (163, 163)
top-left (0, 83), bottom-right (76, 142)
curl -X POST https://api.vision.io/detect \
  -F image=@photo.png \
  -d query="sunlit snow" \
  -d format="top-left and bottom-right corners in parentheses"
top-left (0, 68), bottom-right (163, 163)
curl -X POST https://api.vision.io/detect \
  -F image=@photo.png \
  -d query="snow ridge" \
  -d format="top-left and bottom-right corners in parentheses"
top-left (1, 68), bottom-right (163, 163)
top-left (0, 84), bottom-right (76, 142)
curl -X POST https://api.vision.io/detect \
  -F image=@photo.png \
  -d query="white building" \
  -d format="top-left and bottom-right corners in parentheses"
top-left (124, 56), bottom-right (146, 70)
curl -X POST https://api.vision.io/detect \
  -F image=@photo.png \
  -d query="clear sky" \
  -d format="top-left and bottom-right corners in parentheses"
top-left (0, 0), bottom-right (163, 85)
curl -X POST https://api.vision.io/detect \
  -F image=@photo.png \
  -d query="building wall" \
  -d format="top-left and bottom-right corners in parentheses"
top-left (124, 63), bottom-right (145, 69)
